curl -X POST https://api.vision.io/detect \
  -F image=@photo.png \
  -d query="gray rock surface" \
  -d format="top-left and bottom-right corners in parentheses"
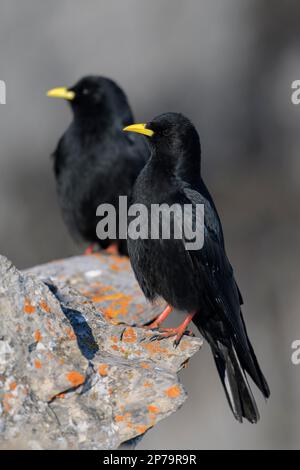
top-left (0, 253), bottom-right (202, 449)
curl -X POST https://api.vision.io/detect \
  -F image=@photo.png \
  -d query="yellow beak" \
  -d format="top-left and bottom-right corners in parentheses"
top-left (123, 123), bottom-right (154, 137)
top-left (47, 87), bottom-right (75, 101)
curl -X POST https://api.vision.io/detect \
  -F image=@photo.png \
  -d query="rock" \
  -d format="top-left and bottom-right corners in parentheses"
top-left (0, 253), bottom-right (202, 450)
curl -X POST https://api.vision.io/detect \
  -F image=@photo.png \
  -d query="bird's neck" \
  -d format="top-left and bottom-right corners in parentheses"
top-left (175, 146), bottom-right (202, 186)
top-left (73, 111), bottom-right (115, 140)
top-left (150, 149), bottom-right (177, 175)
top-left (151, 146), bottom-right (202, 185)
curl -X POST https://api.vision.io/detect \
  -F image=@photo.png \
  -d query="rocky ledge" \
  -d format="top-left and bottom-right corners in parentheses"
top-left (0, 253), bottom-right (202, 449)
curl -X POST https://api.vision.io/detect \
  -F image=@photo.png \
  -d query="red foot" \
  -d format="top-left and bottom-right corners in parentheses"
top-left (150, 311), bottom-right (196, 346)
top-left (84, 244), bottom-right (96, 255)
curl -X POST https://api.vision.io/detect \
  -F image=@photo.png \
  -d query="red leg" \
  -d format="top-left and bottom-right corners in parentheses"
top-left (84, 244), bottom-right (96, 255)
top-left (147, 305), bottom-right (173, 329)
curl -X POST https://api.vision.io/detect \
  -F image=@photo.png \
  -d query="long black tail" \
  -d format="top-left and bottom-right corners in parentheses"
top-left (195, 316), bottom-right (270, 423)
top-left (212, 339), bottom-right (260, 423)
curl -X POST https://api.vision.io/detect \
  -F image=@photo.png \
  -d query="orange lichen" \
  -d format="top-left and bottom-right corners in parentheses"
top-left (111, 335), bottom-right (118, 343)
top-left (34, 330), bottom-right (42, 342)
top-left (143, 382), bottom-right (153, 388)
top-left (66, 327), bottom-right (76, 340)
top-left (98, 364), bottom-right (109, 376)
top-left (148, 405), bottom-right (159, 413)
top-left (99, 286), bottom-right (113, 292)
top-left (40, 301), bottom-right (50, 313)
top-left (3, 393), bottom-right (12, 412)
top-left (135, 425), bottom-right (148, 434)
top-left (91, 291), bottom-right (132, 320)
top-left (111, 345), bottom-right (119, 351)
top-left (24, 299), bottom-right (35, 314)
top-left (122, 327), bottom-right (137, 343)
top-left (115, 415), bottom-right (124, 422)
top-left (56, 393), bottom-right (65, 399)
top-left (164, 385), bottom-right (181, 398)
top-left (66, 371), bottom-right (85, 387)
top-left (9, 382), bottom-right (17, 391)
top-left (140, 362), bottom-right (150, 369)
top-left (34, 359), bottom-right (42, 369)
top-left (143, 341), bottom-right (168, 355)
top-left (110, 264), bottom-right (121, 272)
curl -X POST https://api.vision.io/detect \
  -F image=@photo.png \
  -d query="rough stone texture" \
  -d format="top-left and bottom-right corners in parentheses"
top-left (0, 254), bottom-right (202, 450)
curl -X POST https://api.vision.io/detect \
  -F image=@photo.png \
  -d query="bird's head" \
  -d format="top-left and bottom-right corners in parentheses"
top-left (47, 76), bottom-right (132, 123)
top-left (123, 112), bottom-right (200, 157)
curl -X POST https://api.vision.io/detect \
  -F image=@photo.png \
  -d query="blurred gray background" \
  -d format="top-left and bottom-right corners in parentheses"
top-left (1, 0), bottom-right (300, 450)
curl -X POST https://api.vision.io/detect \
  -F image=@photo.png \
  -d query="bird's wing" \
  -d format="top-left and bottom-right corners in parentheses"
top-left (182, 186), bottom-right (269, 396)
top-left (180, 187), bottom-right (247, 343)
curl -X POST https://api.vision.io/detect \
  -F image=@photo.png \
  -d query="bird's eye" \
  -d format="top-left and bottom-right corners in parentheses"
top-left (82, 88), bottom-right (90, 95)
top-left (162, 129), bottom-right (171, 137)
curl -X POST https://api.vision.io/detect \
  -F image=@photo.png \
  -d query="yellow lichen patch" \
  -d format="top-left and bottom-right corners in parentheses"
top-left (34, 330), bottom-right (42, 342)
top-left (92, 292), bottom-right (124, 303)
top-left (98, 364), bottom-right (109, 376)
top-left (23, 299), bottom-right (35, 314)
top-left (39, 301), bottom-right (50, 313)
top-left (164, 385), bottom-right (181, 398)
top-left (34, 359), bottom-right (42, 369)
top-left (103, 307), bottom-right (118, 320)
top-left (66, 371), bottom-right (85, 387)
top-left (122, 327), bottom-right (137, 343)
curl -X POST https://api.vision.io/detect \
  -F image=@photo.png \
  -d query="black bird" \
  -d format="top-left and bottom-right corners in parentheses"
top-left (47, 76), bottom-right (149, 255)
top-left (124, 113), bottom-right (270, 423)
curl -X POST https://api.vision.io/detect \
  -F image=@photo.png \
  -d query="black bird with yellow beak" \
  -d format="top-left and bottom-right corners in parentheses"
top-left (123, 112), bottom-right (270, 423)
top-left (47, 76), bottom-right (149, 255)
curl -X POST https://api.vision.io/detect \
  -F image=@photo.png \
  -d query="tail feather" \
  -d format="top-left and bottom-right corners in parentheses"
top-left (213, 340), bottom-right (260, 423)
top-left (238, 312), bottom-right (270, 399)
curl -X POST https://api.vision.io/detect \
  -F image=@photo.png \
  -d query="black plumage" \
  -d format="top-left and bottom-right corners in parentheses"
top-left (124, 113), bottom-right (270, 423)
top-left (48, 76), bottom-right (149, 255)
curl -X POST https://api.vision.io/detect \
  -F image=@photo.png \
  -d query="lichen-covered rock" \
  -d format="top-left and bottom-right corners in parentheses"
top-left (0, 254), bottom-right (202, 450)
